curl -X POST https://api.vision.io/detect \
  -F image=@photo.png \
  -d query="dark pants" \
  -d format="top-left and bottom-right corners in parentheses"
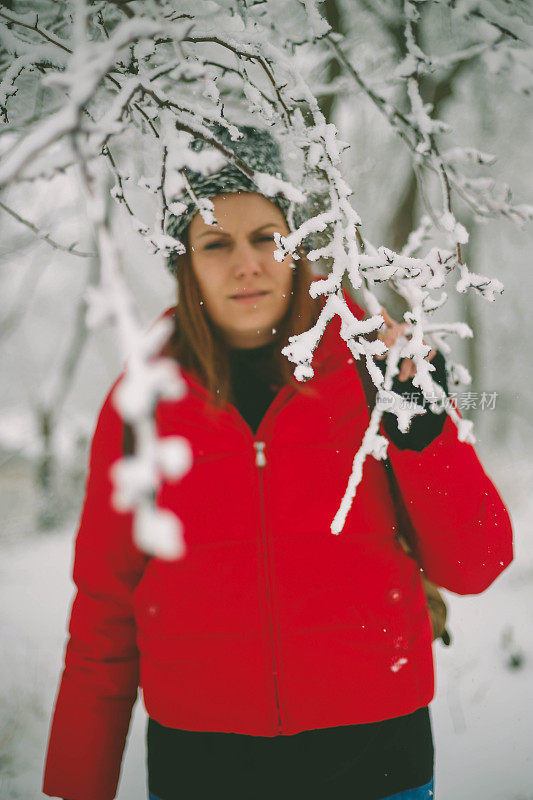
top-left (150, 779), bottom-right (434, 799)
top-left (147, 707), bottom-right (434, 800)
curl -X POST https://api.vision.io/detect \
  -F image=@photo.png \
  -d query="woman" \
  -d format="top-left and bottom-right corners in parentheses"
top-left (43, 127), bottom-right (513, 800)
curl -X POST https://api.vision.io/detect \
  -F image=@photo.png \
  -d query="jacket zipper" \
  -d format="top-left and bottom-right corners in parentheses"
top-left (254, 440), bottom-right (283, 733)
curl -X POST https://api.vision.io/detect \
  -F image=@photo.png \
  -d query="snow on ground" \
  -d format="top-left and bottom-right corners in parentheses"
top-left (0, 479), bottom-right (532, 800)
top-left (432, 498), bottom-right (533, 800)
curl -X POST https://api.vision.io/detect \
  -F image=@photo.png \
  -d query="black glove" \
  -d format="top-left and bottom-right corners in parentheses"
top-left (378, 350), bottom-right (449, 451)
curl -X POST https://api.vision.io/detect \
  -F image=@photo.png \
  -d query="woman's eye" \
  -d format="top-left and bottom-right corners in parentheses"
top-left (203, 236), bottom-right (273, 250)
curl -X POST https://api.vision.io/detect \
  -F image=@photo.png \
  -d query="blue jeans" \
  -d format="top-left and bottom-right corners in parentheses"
top-left (382, 778), bottom-right (434, 799)
top-left (149, 776), bottom-right (434, 800)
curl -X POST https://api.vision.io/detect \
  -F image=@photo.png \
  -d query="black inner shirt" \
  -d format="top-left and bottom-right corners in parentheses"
top-left (147, 708), bottom-right (434, 800)
top-left (228, 340), bottom-right (280, 433)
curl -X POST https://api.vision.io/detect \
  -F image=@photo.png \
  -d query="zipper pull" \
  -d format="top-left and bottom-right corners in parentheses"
top-left (254, 441), bottom-right (266, 467)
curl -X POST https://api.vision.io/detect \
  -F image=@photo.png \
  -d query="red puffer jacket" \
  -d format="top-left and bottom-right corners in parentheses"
top-left (43, 293), bottom-right (513, 800)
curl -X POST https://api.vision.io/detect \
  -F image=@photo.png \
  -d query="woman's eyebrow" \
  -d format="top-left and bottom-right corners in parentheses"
top-left (196, 229), bottom-right (231, 240)
top-left (251, 223), bottom-right (283, 233)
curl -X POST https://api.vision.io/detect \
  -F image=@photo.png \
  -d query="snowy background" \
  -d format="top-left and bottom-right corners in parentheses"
top-left (1, 1), bottom-right (533, 798)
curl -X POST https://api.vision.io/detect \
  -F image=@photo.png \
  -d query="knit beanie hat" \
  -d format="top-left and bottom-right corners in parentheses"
top-left (165, 124), bottom-right (298, 275)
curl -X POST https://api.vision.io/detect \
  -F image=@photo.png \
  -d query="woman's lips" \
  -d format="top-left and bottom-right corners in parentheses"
top-left (230, 291), bottom-right (269, 303)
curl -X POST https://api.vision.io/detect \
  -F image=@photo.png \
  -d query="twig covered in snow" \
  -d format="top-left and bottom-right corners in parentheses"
top-left (0, 0), bottom-right (529, 543)
top-left (75, 137), bottom-right (191, 560)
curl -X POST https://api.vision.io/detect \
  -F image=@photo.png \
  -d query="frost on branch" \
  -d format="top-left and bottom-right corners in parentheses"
top-left (0, 0), bottom-right (528, 545)
top-left (135, 506), bottom-right (186, 561)
top-left (282, 296), bottom-right (384, 382)
top-left (377, 390), bottom-right (427, 433)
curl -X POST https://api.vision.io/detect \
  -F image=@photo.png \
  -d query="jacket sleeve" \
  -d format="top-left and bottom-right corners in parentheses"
top-left (340, 286), bottom-right (513, 594)
top-left (385, 414), bottom-right (513, 595)
top-left (43, 380), bottom-right (149, 800)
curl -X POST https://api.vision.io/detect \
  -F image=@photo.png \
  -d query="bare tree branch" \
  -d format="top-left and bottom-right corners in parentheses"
top-left (0, 200), bottom-right (94, 257)
top-left (0, 9), bottom-right (73, 54)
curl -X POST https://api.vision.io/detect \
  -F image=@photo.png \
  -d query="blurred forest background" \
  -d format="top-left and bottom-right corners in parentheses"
top-left (2, 0), bottom-right (532, 537)
top-left (1, 1), bottom-right (532, 798)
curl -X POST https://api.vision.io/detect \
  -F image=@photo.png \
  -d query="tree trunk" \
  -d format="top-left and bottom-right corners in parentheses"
top-left (319, 0), bottom-right (343, 124)
top-left (36, 406), bottom-right (57, 530)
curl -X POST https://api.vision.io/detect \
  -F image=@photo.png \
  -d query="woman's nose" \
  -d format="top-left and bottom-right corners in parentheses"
top-left (232, 242), bottom-right (262, 278)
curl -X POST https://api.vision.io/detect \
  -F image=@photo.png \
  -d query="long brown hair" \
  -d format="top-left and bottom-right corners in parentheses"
top-left (162, 239), bottom-right (322, 406)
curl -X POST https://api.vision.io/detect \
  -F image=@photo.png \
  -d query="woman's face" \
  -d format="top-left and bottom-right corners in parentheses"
top-left (188, 192), bottom-right (295, 349)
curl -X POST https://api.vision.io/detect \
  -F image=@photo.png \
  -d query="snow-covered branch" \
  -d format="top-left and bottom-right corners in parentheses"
top-left (1, 0), bottom-right (529, 545)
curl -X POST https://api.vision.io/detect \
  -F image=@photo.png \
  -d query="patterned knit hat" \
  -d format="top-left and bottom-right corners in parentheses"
top-left (165, 124), bottom-right (297, 275)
